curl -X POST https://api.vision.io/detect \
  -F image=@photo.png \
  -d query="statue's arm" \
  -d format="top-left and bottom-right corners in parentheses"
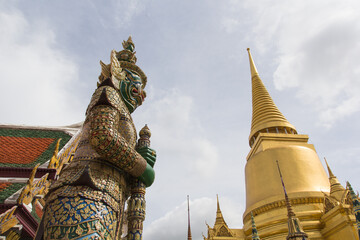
top-left (88, 105), bottom-right (154, 186)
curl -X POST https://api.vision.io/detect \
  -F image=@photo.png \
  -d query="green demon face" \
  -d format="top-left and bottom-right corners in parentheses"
top-left (120, 69), bottom-right (146, 113)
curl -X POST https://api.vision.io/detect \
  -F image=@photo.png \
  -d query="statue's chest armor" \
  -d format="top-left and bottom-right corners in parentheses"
top-left (118, 111), bottom-right (137, 147)
top-left (87, 85), bottom-right (138, 148)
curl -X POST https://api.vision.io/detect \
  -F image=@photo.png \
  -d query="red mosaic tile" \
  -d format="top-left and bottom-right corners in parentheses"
top-left (0, 136), bottom-right (55, 164)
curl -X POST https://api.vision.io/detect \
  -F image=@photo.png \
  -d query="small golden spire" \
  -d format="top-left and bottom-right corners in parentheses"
top-left (247, 48), bottom-right (297, 147)
top-left (324, 157), bottom-right (335, 178)
top-left (324, 158), bottom-right (345, 201)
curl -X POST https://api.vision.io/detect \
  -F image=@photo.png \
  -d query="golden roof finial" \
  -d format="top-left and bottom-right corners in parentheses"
top-left (247, 48), bottom-right (297, 147)
top-left (214, 194), bottom-right (227, 227)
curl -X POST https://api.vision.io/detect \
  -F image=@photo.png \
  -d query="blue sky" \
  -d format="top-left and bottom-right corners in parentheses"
top-left (1, 0), bottom-right (360, 239)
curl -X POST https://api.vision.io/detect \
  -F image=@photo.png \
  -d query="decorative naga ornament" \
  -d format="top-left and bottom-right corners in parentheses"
top-left (39, 36), bottom-right (156, 240)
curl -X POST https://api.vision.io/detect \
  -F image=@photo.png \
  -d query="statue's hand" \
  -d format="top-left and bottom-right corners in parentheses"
top-left (138, 163), bottom-right (155, 187)
top-left (137, 147), bottom-right (156, 187)
top-left (137, 147), bottom-right (156, 167)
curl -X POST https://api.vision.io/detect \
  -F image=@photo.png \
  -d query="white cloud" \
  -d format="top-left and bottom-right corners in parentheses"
top-left (134, 88), bottom-right (219, 178)
top-left (0, 7), bottom-right (82, 126)
top-left (117, 0), bottom-right (145, 26)
top-left (223, 0), bottom-right (360, 127)
top-left (89, 0), bottom-right (145, 29)
top-left (144, 196), bottom-right (243, 240)
top-left (222, 18), bottom-right (241, 34)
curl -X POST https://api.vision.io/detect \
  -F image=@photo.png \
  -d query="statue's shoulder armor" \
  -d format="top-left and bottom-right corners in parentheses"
top-left (86, 85), bottom-right (124, 114)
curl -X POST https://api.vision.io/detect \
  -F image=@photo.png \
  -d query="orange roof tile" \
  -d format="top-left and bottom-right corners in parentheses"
top-left (0, 136), bottom-right (55, 164)
top-left (0, 127), bottom-right (72, 168)
top-left (0, 182), bottom-right (11, 192)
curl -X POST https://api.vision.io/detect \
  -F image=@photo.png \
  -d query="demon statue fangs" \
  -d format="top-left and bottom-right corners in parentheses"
top-left (41, 36), bottom-right (156, 240)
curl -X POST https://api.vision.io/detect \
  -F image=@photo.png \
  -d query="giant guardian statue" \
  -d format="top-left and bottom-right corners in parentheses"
top-left (40, 37), bottom-right (156, 240)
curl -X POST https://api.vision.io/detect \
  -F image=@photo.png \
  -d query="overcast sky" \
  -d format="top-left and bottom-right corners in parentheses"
top-left (1, 0), bottom-right (360, 239)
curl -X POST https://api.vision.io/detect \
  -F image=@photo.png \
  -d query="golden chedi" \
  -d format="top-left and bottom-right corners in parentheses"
top-left (205, 49), bottom-right (359, 240)
top-left (243, 49), bottom-right (358, 239)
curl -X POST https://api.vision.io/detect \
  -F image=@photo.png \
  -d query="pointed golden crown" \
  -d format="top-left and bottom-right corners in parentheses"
top-left (118, 36), bottom-right (137, 64)
top-left (99, 36), bottom-right (147, 88)
top-left (122, 36), bottom-right (135, 50)
top-left (247, 48), bottom-right (297, 147)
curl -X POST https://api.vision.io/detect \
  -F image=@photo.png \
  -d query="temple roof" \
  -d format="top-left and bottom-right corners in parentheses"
top-left (0, 125), bottom-right (74, 168)
top-left (0, 124), bottom-right (80, 206)
top-left (0, 182), bottom-right (25, 205)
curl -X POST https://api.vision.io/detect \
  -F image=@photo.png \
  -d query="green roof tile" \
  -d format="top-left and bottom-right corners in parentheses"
top-left (0, 182), bottom-right (26, 203)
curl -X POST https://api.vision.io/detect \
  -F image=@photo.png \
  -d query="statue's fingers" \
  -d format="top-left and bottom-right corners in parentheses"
top-left (137, 148), bottom-right (156, 158)
top-left (147, 158), bottom-right (155, 167)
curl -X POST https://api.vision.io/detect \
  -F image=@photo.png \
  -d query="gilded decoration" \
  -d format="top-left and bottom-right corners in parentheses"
top-left (217, 226), bottom-right (232, 237)
top-left (39, 37), bottom-right (156, 240)
top-left (48, 139), bottom-right (62, 169)
top-left (18, 163), bottom-right (49, 205)
top-left (0, 206), bottom-right (19, 235)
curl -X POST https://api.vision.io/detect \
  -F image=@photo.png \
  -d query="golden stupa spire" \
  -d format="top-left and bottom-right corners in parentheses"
top-left (247, 48), bottom-right (297, 147)
top-left (214, 194), bottom-right (227, 227)
top-left (324, 158), bottom-right (346, 201)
